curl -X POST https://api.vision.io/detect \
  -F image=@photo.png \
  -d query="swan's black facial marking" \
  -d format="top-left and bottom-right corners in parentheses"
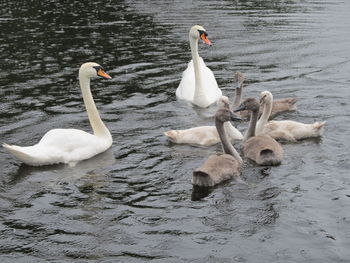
top-left (198, 29), bottom-right (212, 46)
top-left (93, 65), bottom-right (104, 73)
top-left (197, 29), bottom-right (208, 37)
top-left (93, 65), bottom-right (112, 79)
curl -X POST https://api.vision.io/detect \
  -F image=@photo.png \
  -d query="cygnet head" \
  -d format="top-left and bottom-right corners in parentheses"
top-left (79, 62), bottom-right (112, 80)
top-left (234, 97), bottom-right (260, 113)
top-left (259, 91), bottom-right (273, 106)
top-left (234, 72), bottom-right (245, 84)
top-left (215, 108), bottom-right (242, 123)
top-left (189, 25), bottom-right (212, 46)
top-left (217, 96), bottom-right (231, 109)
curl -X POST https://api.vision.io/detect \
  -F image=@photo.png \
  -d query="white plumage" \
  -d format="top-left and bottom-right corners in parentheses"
top-left (256, 91), bottom-right (326, 141)
top-left (3, 62), bottom-right (113, 166)
top-left (164, 96), bottom-right (243, 146)
top-left (176, 25), bottom-right (222, 108)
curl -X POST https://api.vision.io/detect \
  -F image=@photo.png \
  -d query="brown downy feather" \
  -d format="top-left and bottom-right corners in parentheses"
top-left (270, 98), bottom-right (297, 118)
top-left (235, 97), bottom-right (284, 166)
top-left (193, 154), bottom-right (241, 187)
top-left (239, 98), bottom-right (297, 120)
top-left (243, 135), bottom-right (284, 166)
top-left (192, 108), bottom-right (243, 187)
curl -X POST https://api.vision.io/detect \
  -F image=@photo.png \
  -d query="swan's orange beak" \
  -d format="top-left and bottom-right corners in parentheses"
top-left (97, 69), bottom-right (112, 79)
top-left (200, 33), bottom-right (212, 46)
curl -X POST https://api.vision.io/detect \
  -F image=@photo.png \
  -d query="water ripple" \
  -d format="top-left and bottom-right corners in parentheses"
top-left (1, 0), bottom-right (350, 262)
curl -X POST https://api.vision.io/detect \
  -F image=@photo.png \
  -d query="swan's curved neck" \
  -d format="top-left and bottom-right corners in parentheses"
top-left (256, 99), bottom-right (272, 133)
top-left (233, 83), bottom-right (243, 107)
top-left (190, 37), bottom-right (206, 102)
top-left (79, 75), bottom-right (111, 139)
top-left (245, 108), bottom-right (259, 141)
top-left (216, 119), bottom-right (243, 163)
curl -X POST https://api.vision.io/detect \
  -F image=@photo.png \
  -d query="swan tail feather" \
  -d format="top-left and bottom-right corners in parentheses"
top-left (258, 149), bottom-right (282, 166)
top-left (287, 98), bottom-right (297, 105)
top-left (3, 143), bottom-right (37, 165)
top-left (164, 130), bottom-right (178, 143)
top-left (313, 121), bottom-right (326, 134)
top-left (287, 98), bottom-right (298, 110)
top-left (192, 170), bottom-right (212, 187)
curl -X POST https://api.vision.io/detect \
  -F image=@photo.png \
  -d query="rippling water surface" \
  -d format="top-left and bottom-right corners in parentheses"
top-left (1, 1), bottom-right (349, 262)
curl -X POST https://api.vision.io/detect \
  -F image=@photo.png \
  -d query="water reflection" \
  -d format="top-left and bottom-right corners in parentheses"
top-left (191, 185), bottom-right (214, 201)
top-left (7, 149), bottom-right (115, 187)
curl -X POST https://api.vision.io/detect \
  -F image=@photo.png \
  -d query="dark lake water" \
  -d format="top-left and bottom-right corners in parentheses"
top-left (1, 0), bottom-right (350, 262)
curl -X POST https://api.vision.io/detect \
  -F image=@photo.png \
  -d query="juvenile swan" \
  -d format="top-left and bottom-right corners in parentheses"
top-left (235, 98), bottom-right (284, 166)
top-left (192, 108), bottom-right (243, 187)
top-left (3, 62), bottom-right (113, 166)
top-left (164, 96), bottom-right (243, 146)
top-left (233, 72), bottom-right (297, 119)
top-left (256, 91), bottom-right (326, 142)
top-left (176, 25), bottom-right (222, 108)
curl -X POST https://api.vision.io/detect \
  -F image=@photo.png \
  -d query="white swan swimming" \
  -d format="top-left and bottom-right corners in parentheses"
top-left (3, 62), bottom-right (113, 166)
top-left (164, 96), bottom-right (243, 146)
top-left (176, 25), bottom-right (222, 108)
top-left (256, 91), bottom-right (326, 142)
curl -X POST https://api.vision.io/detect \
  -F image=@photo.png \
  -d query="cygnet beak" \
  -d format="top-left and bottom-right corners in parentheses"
top-left (234, 103), bottom-right (246, 112)
top-left (230, 112), bottom-right (242, 121)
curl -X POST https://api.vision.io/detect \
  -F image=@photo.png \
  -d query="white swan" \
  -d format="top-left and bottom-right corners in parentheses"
top-left (3, 62), bottom-right (113, 166)
top-left (176, 25), bottom-right (222, 108)
top-left (256, 91), bottom-right (326, 141)
top-left (164, 96), bottom-right (243, 146)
